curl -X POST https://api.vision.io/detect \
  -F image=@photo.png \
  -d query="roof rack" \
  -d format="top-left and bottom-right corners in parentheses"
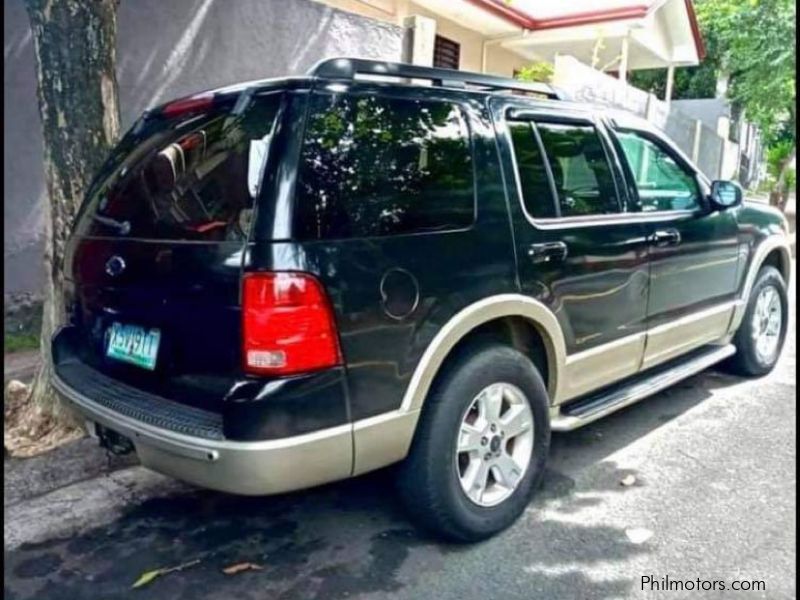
top-left (308, 57), bottom-right (562, 100)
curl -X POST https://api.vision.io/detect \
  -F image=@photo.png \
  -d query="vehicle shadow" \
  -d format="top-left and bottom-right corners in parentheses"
top-left (1, 367), bottom-right (752, 600)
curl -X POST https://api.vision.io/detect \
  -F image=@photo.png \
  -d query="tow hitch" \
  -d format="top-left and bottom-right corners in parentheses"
top-left (96, 423), bottom-right (135, 456)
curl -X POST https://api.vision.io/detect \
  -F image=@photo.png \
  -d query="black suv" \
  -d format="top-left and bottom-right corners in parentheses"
top-left (53, 58), bottom-right (792, 541)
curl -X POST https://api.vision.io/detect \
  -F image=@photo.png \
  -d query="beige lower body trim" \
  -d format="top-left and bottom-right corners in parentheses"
top-left (641, 302), bottom-right (734, 371)
top-left (559, 332), bottom-right (646, 404)
top-left (54, 372), bottom-right (353, 496)
top-left (136, 428), bottom-right (352, 496)
top-left (352, 409), bottom-right (421, 476)
top-left (726, 300), bottom-right (748, 336)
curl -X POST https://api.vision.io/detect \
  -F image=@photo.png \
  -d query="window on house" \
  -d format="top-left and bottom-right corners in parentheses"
top-left (433, 35), bottom-right (460, 70)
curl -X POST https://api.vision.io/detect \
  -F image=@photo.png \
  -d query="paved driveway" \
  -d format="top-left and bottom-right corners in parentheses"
top-left (4, 273), bottom-right (795, 600)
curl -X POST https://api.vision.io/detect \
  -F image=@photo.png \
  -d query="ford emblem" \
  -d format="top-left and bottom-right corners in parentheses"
top-left (105, 255), bottom-right (126, 277)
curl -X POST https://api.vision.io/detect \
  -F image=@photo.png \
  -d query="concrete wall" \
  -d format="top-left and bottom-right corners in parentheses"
top-left (552, 55), bottom-right (651, 117)
top-left (672, 98), bottom-right (731, 134)
top-left (696, 123), bottom-right (725, 182)
top-left (3, 0), bottom-right (406, 295)
top-left (552, 54), bottom-right (756, 183)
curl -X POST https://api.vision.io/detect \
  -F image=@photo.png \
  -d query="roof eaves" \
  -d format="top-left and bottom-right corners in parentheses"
top-left (466, 0), bottom-right (705, 61)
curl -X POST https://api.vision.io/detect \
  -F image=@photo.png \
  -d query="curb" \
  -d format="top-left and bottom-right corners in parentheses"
top-left (3, 350), bottom-right (40, 384)
top-left (4, 466), bottom-right (189, 550)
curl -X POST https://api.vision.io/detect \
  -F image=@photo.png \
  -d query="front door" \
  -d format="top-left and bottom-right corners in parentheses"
top-left (608, 124), bottom-right (740, 370)
top-left (493, 100), bottom-right (651, 403)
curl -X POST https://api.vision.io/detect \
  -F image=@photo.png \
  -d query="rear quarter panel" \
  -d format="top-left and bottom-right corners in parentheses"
top-left (248, 88), bottom-right (519, 421)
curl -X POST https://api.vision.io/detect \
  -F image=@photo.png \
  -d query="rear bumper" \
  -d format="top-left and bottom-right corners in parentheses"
top-left (52, 371), bottom-right (353, 495)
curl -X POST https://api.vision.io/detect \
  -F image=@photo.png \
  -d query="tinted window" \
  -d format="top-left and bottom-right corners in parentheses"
top-left (508, 121), bottom-right (556, 219)
top-left (615, 130), bottom-right (701, 211)
top-left (536, 122), bottom-right (620, 217)
top-left (295, 93), bottom-right (474, 240)
top-left (74, 93), bottom-right (281, 241)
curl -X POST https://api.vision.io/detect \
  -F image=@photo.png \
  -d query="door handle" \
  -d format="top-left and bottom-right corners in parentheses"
top-left (528, 241), bottom-right (568, 264)
top-left (650, 229), bottom-right (681, 247)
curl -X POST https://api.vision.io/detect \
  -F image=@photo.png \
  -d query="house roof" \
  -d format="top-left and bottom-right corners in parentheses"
top-left (467, 0), bottom-right (705, 60)
top-left (412, 0), bottom-right (705, 69)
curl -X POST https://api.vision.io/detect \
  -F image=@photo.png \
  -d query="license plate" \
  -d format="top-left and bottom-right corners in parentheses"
top-left (106, 322), bottom-right (160, 370)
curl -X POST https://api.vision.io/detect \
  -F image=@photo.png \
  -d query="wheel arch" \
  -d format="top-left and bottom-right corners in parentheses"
top-left (401, 295), bottom-right (566, 413)
top-left (351, 295), bottom-right (567, 477)
top-left (729, 235), bottom-right (792, 334)
top-left (761, 246), bottom-right (792, 285)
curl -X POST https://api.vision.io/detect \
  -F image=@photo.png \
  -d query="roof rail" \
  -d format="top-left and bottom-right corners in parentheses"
top-left (308, 57), bottom-right (562, 100)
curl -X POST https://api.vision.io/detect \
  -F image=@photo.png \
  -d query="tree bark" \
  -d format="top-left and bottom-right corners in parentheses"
top-left (23, 0), bottom-right (120, 418)
top-left (770, 144), bottom-right (796, 213)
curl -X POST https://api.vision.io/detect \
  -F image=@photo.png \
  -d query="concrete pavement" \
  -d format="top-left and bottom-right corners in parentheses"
top-left (4, 273), bottom-right (796, 599)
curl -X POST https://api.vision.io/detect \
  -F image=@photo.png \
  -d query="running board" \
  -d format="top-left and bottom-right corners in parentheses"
top-left (551, 344), bottom-right (736, 432)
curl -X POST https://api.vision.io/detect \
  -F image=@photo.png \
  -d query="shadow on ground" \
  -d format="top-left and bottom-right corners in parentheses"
top-left (3, 366), bottom-right (740, 600)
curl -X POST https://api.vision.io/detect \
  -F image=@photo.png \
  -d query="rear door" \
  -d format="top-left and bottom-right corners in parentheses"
top-left (492, 98), bottom-right (651, 403)
top-left (287, 85), bottom-right (517, 422)
top-left (64, 90), bottom-right (283, 408)
top-left (607, 122), bottom-right (740, 370)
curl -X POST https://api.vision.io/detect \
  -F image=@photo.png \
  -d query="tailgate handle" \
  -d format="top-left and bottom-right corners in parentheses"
top-left (528, 242), bottom-right (568, 264)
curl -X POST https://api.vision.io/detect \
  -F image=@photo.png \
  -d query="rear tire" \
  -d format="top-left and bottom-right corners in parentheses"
top-left (727, 266), bottom-right (788, 376)
top-left (397, 343), bottom-right (550, 542)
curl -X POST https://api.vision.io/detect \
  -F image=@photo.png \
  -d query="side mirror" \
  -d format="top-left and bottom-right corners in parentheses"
top-left (709, 180), bottom-right (743, 210)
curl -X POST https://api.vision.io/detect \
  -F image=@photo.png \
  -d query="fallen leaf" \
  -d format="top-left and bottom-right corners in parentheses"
top-left (131, 559), bottom-right (201, 589)
top-left (625, 527), bottom-right (653, 544)
top-left (132, 570), bottom-right (162, 589)
top-left (222, 562), bottom-right (264, 575)
top-left (620, 474), bottom-right (637, 487)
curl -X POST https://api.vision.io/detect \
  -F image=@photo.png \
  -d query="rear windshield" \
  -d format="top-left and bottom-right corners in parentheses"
top-left (73, 91), bottom-right (282, 241)
top-left (294, 92), bottom-right (475, 240)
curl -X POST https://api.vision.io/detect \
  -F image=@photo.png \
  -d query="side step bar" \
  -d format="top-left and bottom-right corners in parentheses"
top-left (551, 344), bottom-right (736, 431)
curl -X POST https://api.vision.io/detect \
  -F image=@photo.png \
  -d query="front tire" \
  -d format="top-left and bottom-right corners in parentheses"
top-left (728, 266), bottom-right (788, 376)
top-left (397, 344), bottom-right (550, 542)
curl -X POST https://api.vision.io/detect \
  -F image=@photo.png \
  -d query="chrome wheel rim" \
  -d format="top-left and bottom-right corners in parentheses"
top-left (752, 285), bottom-right (782, 364)
top-left (455, 382), bottom-right (534, 507)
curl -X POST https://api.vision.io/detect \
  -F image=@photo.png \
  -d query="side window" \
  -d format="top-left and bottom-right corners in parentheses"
top-left (614, 130), bottom-right (701, 212)
top-left (295, 93), bottom-right (474, 240)
top-left (508, 122), bottom-right (557, 219)
top-left (535, 122), bottom-right (620, 217)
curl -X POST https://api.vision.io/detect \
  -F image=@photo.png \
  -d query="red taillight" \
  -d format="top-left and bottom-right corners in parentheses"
top-left (161, 93), bottom-right (214, 118)
top-left (242, 272), bottom-right (341, 376)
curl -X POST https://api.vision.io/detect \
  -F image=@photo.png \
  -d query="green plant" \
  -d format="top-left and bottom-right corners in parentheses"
top-left (785, 167), bottom-right (796, 191)
top-left (515, 62), bottom-right (554, 84)
top-left (766, 140), bottom-right (795, 178)
top-left (4, 332), bottom-right (40, 354)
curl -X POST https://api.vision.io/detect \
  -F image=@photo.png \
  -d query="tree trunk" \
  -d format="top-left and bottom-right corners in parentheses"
top-left (770, 145), bottom-right (796, 213)
top-left (22, 0), bottom-right (120, 422)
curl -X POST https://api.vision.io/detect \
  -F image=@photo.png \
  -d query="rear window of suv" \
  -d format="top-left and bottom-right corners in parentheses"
top-left (295, 93), bottom-right (475, 240)
top-left (73, 92), bottom-right (282, 241)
